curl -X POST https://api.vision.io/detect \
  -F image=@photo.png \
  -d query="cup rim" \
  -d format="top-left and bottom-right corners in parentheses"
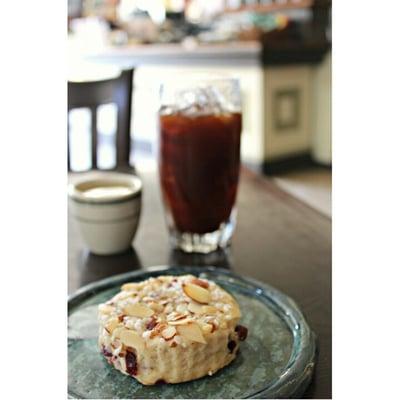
top-left (68, 172), bottom-right (142, 205)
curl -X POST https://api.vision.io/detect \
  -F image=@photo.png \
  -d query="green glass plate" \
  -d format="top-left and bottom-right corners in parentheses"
top-left (68, 266), bottom-right (316, 399)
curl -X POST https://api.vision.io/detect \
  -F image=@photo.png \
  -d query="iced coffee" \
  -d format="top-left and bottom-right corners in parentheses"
top-left (159, 79), bottom-right (242, 253)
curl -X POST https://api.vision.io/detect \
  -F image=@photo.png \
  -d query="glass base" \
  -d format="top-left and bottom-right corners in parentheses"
top-left (168, 209), bottom-right (237, 254)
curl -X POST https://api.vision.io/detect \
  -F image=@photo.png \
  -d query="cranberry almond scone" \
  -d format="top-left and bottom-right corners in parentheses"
top-left (98, 275), bottom-right (248, 385)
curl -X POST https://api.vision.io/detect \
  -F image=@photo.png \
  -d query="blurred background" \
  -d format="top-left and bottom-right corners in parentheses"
top-left (68, 0), bottom-right (331, 216)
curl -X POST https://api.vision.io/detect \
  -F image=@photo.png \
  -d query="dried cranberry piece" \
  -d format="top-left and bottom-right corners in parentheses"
top-left (227, 340), bottom-right (237, 353)
top-left (118, 314), bottom-right (125, 322)
top-left (101, 346), bottom-right (112, 358)
top-left (155, 379), bottom-right (166, 385)
top-left (146, 317), bottom-right (157, 330)
top-left (235, 325), bottom-right (248, 341)
top-left (125, 351), bottom-right (138, 376)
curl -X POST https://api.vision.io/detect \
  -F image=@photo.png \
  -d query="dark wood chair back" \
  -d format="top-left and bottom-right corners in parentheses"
top-left (68, 69), bottom-right (134, 171)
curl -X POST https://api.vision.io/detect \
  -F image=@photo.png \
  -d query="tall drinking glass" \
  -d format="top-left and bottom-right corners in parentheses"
top-left (158, 77), bottom-right (242, 253)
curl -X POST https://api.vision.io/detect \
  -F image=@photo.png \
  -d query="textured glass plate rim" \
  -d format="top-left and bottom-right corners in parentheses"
top-left (68, 266), bottom-right (317, 399)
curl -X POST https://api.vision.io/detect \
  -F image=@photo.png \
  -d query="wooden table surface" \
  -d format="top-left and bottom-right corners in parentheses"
top-left (68, 167), bottom-right (331, 399)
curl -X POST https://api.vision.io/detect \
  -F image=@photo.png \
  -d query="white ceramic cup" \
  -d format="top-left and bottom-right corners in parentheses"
top-left (68, 172), bottom-right (142, 255)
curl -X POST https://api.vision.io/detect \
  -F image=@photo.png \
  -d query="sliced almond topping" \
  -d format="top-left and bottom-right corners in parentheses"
top-left (99, 304), bottom-right (114, 314)
top-left (123, 303), bottom-right (154, 318)
top-left (191, 278), bottom-right (209, 289)
top-left (111, 338), bottom-right (121, 349)
top-left (166, 312), bottom-right (177, 321)
top-left (118, 328), bottom-right (144, 350)
top-left (167, 312), bottom-right (186, 322)
top-left (182, 283), bottom-right (211, 304)
top-left (150, 322), bottom-right (168, 338)
top-left (111, 326), bottom-right (125, 341)
top-left (164, 304), bottom-right (173, 314)
top-left (177, 323), bottom-right (207, 344)
top-left (121, 283), bottom-right (139, 291)
top-left (168, 317), bottom-right (192, 326)
top-left (176, 304), bottom-right (188, 314)
top-left (202, 305), bottom-right (218, 314)
top-left (201, 323), bottom-right (213, 334)
top-left (114, 291), bottom-right (133, 301)
top-left (156, 322), bottom-right (168, 330)
top-left (104, 317), bottom-right (120, 334)
top-left (188, 302), bottom-right (203, 314)
top-left (148, 302), bottom-right (164, 313)
top-left (161, 326), bottom-right (177, 340)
